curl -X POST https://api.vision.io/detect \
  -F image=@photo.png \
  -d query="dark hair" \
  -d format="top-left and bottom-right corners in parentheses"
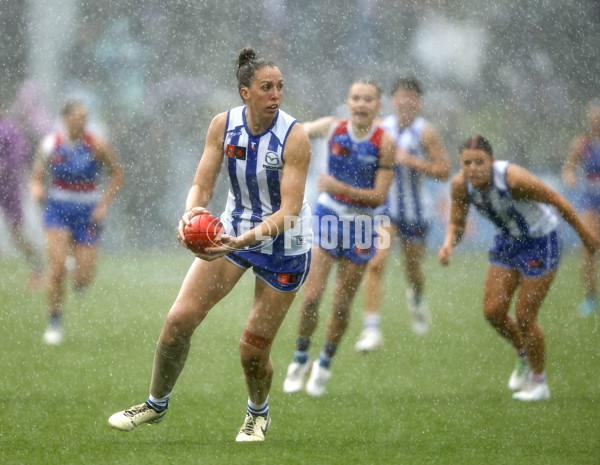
top-left (60, 100), bottom-right (84, 117)
top-left (460, 135), bottom-right (493, 157)
top-left (391, 77), bottom-right (422, 96)
top-left (236, 47), bottom-right (277, 100)
top-left (354, 78), bottom-right (382, 99)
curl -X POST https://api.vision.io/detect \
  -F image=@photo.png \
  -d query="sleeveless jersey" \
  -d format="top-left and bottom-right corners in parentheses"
top-left (581, 137), bottom-right (600, 185)
top-left (316, 120), bottom-right (386, 217)
top-left (220, 106), bottom-right (312, 256)
top-left (380, 115), bottom-right (432, 224)
top-left (41, 131), bottom-right (101, 204)
top-left (466, 160), bottom-right (558, 239)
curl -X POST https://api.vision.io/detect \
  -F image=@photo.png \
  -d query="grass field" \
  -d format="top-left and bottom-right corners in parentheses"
top-left (0, 248), bottom-right (598, 464)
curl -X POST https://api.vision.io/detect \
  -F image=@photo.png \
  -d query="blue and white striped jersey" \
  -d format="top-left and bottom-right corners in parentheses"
top-left (220, 106), bottom-right (312, 256)
top-left (381, 115), bottom-right (432, 224)
top-left (466, 160), bottom-right (558, 239)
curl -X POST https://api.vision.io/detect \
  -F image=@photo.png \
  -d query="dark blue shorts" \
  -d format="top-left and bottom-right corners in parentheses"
top-left (226, 249), bottom-right (311, 293)
top-left (313, 202), bottom-right (376, 265)
top-left (488, 230), bottom-right (561, 278)
top-left (44, 199), bottom-right (101, 245)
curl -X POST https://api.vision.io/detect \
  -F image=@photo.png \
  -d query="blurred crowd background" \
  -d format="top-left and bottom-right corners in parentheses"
top-left (1, 0), bottom-right (599, 250)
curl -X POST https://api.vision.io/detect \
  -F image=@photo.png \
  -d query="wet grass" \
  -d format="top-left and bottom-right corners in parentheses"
top-left (0, 248), bottom-right (598, 464)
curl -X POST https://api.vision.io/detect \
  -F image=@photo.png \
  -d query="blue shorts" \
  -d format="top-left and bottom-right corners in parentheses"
top-left (376, 203), bottom-right (429, 244)
top-left (44, 199), bottom-right (101, 245)
top-left (313, 202), bottom-right (377, 264)
top-left (226, 249), bottom-right (311, 293)
top-left (488, 230), bottom-right (561, 278)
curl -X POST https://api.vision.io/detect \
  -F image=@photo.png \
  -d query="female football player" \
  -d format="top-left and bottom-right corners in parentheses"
top-left (30, 101), bottom-right (123, 345)
top-left (282, 79), bottom-right (396, 396)
top-left (109, 47), bottom-right (313, 442)
top-left (439, 135), bottom-right (599, 401)
top-left (562, 99), bottom-right (600, 315)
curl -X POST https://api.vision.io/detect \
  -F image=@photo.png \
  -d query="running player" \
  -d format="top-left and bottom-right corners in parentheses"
top-left (562, 99), bottom-right (600, 315)
top-left (0, 97), bottom-right (44, 289)
top-left (355, 77), bottom-right (450, 351)
top-left (439, 135), bottom-right (599, 401)
top-left (30, 101), bottom-right (124, 345)
top-left (282, 79), bottom-right (395, 397)
top-left (108, 47), bottom-right (313, 442)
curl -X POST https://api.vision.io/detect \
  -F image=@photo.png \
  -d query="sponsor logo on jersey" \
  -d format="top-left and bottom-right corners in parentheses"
top-left (331, 142), bottom-right (350, 157)
top-left (226, 144), bottom-right (246, 160)
top-left (263, 151), bottom-right (283, 170)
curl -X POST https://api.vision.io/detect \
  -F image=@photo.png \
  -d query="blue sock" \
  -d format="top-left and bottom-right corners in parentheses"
top-left (147, 391), bottom-right (171, 412)
top-left (247, 397), bottom-right (268, 416)
top-left (293, 337), bottom-right (311, 364)
top-left (318, 342), bottom-right (337, 369)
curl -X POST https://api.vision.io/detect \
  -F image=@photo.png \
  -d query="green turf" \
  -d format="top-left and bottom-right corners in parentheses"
top-left (0, 249), bottom-right (598, 464)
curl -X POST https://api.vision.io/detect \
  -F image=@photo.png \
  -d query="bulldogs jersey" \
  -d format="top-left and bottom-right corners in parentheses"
top-left (466, 160), bottom-right (558, 239)
top-left (581, 137), bottom-right (600, 184)
top-left (316, 120), bottom-right (385, 217)
top-left (220, 106), bottom-right (312, 256)
top-left (41, 131), bottom-right (101, 204)
top-left (381, 115), bottom-right (432, 225)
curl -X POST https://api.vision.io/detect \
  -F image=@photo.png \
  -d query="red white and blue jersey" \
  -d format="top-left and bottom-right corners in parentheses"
top-left (581, 137), bottom-right (600, 185)
top-left (466, 160), bottom-right (558, 239)
top-left (380, 115), bottom-right (432, 225)
top-left (316, 120), bottom-right (385, 216)
top-left (220, 106), bottom-right (312, 257)
top-left (41, 131), bottom-right (101, 204)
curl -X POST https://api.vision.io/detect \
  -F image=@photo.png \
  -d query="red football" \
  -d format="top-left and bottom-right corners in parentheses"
top-left (183, 213), bottom-right (225, 249)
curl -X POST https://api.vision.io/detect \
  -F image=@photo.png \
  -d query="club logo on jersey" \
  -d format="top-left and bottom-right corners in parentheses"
top-left (330, 142), bottom-right (350, 157)
top-left (226, 144), bottom-right (246, 160)
top-left (263, 151), bottom-right (283, 170)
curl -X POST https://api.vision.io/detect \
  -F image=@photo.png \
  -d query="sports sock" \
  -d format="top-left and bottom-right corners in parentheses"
top-left (150, 338), bottom-right (191, 399)
top-left (147, 391), bottom-right (171, 412)
top-left (293, 336), bottom-right (310, 364)
top-left (318, 342), bottom-right (337, 369)
top-left (49, 314), bottom-right (62, 327)
top-left (364, 313), bottom-right (381, 330)
top-left (517, 350), bottom-right (527, 361)
top-left (530, 371), bottom-right (546, 384)
top-left (247, 396), bottom-right (269, 416)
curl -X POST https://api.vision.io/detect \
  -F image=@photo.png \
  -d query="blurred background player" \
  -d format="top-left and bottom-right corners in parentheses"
top-left (0, 97), bottom-right (44, 290)
top-left (108, 47), bottom-right (313, 442)
top-left (283, 79), bottom-right (395, 397)
top-left (562, 99), bottom-right (600, 316)
top-left (355, 77), bottom-right (450, 351)
top-left (30, 101), bottom-right (124, 345)
top-left (439, 135), bottom-right (599, 401)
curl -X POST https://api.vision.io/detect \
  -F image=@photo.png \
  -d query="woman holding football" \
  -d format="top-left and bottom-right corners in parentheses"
top-left (30, 101), bottom-right (123, 346)
top-left (109, 47), bottom-right (313, 442)
top-left (282, 79), bottom-right (396, 397)
top-left (439, 135), bottom-right (599, 401)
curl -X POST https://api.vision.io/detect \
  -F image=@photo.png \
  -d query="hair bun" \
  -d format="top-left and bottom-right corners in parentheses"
top-left (237, 47), bottom-right (258, 68)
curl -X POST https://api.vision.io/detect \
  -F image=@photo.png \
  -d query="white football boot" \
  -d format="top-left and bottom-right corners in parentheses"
top-left (406, 289), bottom-right (429, 335)
top-left (108, 402), bottom-right (167, 431)
top-left (236, 412), bottom-right (271, 442)
top-left (508, 359), bottom-right (530, 391)
top-left (512, 379), bottom-right (550, 401)
top-left (43, 325), bottom-right (64, 345)
top-left (305, 361), bottom-right (331, 397)
top-left (354, 328), bottom-right (383, 352)
top-left (283, 360), bottom-right (311, 394)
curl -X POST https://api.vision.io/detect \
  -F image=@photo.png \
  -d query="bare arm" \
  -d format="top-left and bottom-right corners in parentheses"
top-left (438, 173), bottom-right (470, 266)
top-left (562, 134), bottom-right (585, 188)
top-left (317, 130), bottom-right (395, 207)
top-left (395, 124), bottom-right (450, 180)
top-left (29, 143), bottom-right (49, 203)
top-left (508, 164), bottom-right (600, 253)
top-left (92, 137), bottom-right (125, 223)
top-left (303, 116), bottom-right (337, 139)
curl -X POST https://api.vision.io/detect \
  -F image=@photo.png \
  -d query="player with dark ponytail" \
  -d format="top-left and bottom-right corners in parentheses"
top-left (109, 47), bottom-right (312, 441)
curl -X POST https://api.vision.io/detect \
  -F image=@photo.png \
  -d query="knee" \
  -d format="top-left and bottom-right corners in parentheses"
top-left (239, 331), bottom-right (272, 376)
top-left (163, 305), bottom-right (199, 344)
top-left (483, 306), bottom-right (506, 327)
